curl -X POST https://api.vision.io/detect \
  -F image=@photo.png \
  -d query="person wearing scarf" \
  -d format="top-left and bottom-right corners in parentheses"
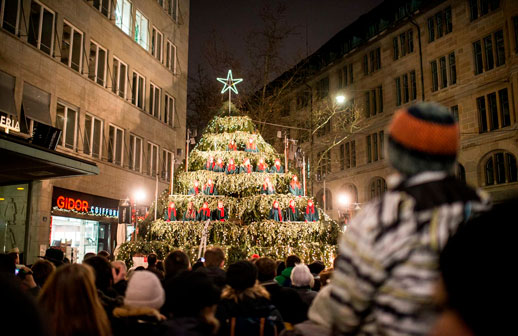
top-left (212, 201), bottom-right (228, 221)
top-left (269, 200), bottom-right (283, 221)
top-left (289, 175), bottom-right (303, 197)
top-left (188, 181), bottom-right (200, 195)
top-left (260, 177), bottom-right (275, 195)
top-left (269, 158), bottom-right (284, 173)
top-left (205, 156), bottom-right (215, 171)
top-left (228, 139), bottom-right (237, 151)
top-left (203, 179), bottom-right (217, 195)
top-left (255, 158), bottom-right (268, 173)
top-left (225, 158), bottom-right (237, 174)
top-left (164, 201), bottom-right (177, 221)
top-left (245, 138), bottom-right (258, 153)
top-left (239, 158), bottom-right (252, 174)
top-left (213, 158), bottom-right (225, 172)
top-left (183, 202), bottom-right (197, 221)
top-left (304, 199), bottom-right (319, 222)
top-left (197, 202), bottom-right (211, 221)
top-left (285, 199), bottom-right (299, 222)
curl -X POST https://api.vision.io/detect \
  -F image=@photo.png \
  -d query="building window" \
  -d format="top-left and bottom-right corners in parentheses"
top-left (370, 177), bottom-right (387, 200)
top-left (108, 124), bottom-right (124, 166)
top-left (428, 6), bottom-right (452, 42)
top-left (149, 82), bottom-right (161, 118)
top-left (448, 52), bottom-right (457, 85)
top-left (439, 56), bottom-right (447, 89)
top-left (485, 152), bottom-right (517, 186)
top-left (297, 91), bottom-right (310, 109)
top-left (456, 163), bottom-right (466, 183)
top-left (88, 41), bottom-right (107, 87)
top-left (134, 10), bottom-right (149, 50)
top-left (451, 105), bottom-right (459, 122)
top-left (131, 71), bottom-right (145, 109)
top-left (317, 119), bottom-right (331, 137)
top-left (338, 63), bottom-right (353, 88)
top-left (394, 29), bottom-right (414, 60)
top-left (165, 40), bottom-right (177, 73)
top-left (169, 0), bottom-right (178, 21)
top-left (61, 21), bottom-right (83, 72)
top-left (410, 70), bottom-right (417, 100)
top-left (161, 149), bottom-right (173, 181)
top-left (317, 151), bottom-right (331, 177)
top-left (55, 102), bottom-right (77, 150)
top-left (92, 0), bottom-right (110, 17)
top-left (469, 0), bottom-right (500, 21)
top-left (431, 53), bottom-right (455, 92)
top-left (395, 71), bottom-right (416, 105)
top-left (344, 140), bottom-right (356, 169)
top-left (513, 16), bottom-right (518, 54)
top-left (115, 0), bottom-right (132, 36)
top-left (28, 0), bottom-right (55, 55)
top-left (365, 86), bottom-right (383, 117)
top-left (112, 57), bottom-right (127, 99)
top-left (393, 37), bottom-right (399, 60)
top-left (129, 134), bottom-right (143, 172)
top-left (395, 77), bottom-right (401, 106)
top-left (473, 30), bottom-right (505, 75)
top-left (363, 47), bottom-right (381, 75)
top-left (147, 142), bottom-right (159, 177)
top-left (84, 114), bottom-right (103, 158)
top-left (366, 131), bottom-right (384, 163)
top-left (164, 93), bottom-right (175, 126)
top-left (402, 73), bottom-right (409, 102)
top-left (342, 184), bottom-right (358, 204)
top-left (477, 88), bottom-right (511, 133)
top-left (152, 27), bottom-right (163, 62)
top-left (1, 0), bottom-right (21, 34)
top-left (316, 76), bottom-right (329, 100)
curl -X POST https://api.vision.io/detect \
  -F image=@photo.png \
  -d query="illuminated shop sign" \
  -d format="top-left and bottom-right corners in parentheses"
top-left (52, 187), bottom-right (119, 218)
top-left (0, 112), bottom-right (20, 134)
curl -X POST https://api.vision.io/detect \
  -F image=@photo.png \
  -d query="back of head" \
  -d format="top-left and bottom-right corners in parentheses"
top-left (286, 255), bottom-right (301, 268)
top-left (39, 264), bottom-right (111, 336)
top-left (97, 250), bottom-right (111, 260)
top-left (308, 261), bottom-right (325, 275)
top-left (164, 250), bottom-right (190, 279)
top-left (204, 247), bottom-right (225, 268)
top-left (83, 256), bottom-right (113, 292)
top-left (83, 252), bottom-right (96, 260)
top-left (31, 259), bottom-right (55, 288)
top-left (124, 270), bottom-right (165, 310)
top-left (290, 263), bottom-right (314, 288)
top-left (388, 102), bottom-right (458, 176)
top-left (226, 261), bottom-right (258, 291)
top-left (255, 257), bottom-right (276, 282)
top-left (147, 253), bottom-right (158, 267)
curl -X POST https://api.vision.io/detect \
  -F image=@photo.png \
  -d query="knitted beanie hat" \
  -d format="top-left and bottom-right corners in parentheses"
top-left (388, 102), bottom-right (459, 176)
top-left (124, 270), bottom-right (165, 309)
top-left (226, 261), bottom-right (258, 291)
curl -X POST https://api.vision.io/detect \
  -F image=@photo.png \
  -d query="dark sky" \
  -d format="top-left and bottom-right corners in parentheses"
top-left (188, 0), bottom-right (384, 91)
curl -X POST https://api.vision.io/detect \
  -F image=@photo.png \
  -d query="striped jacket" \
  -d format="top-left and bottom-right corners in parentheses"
top-left (329, 172), bottom-right (490, 336)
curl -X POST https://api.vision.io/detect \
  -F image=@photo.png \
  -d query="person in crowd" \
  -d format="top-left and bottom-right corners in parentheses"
top-left (290, 264), bottom-right (317, 309)
top-left (256, 157), bottom-right (268, 172)
top-left (269, 158), bottom-right (284, 173)
top-left (288, 175), bottom-right (303, 197)
top-left (41, 248), bottom-right (65, 267)
top-left (163, 271), bottom-right (221, 335)
top-left (285, 199), bottom-right (299, 222)
top-left (260, 176), bottom-right (275, 195)
top-left (192, 260), bottom-right (205, 272)
top-left (327, 102), bottom-right (491, 335)
top-left (197, 202), bottom-right (212, 221)
top-left (189, 180), bottom-right (201, 195)
top-left (249, 254), bottom-right (261, 263)
top-left (213, 158), bottom-right (226, 172)
top-left (197, 247), bottom-right (226, 291)
top-left (156, 260), bottom-right (165, 273)
top-left (304, 199), bottom-right (319, 222)
top-left (228, 139), bottom-right (237, 151)
top-left (112, 271), bottom-right (166, 335)
top-left (203, 178), bottom-right (218, 195)
top-left (31, 259), bottom-right (55, 288)
top-left (184, 201), bottom-right (197, 221)
top-left (8, 247), bottom-right (20, 265)
top-left (216, 261), bottom-right (284, 335)
top-left (212, 201), bottom-right (228, 222)
top-left (112, 260), bottom-right (128, 296)
top-left (84, 252), bottom-right (96, 260)
top-left (225, 158), bottom-right (237, 174)
top-left (256, 257), bottom-right (307, 326)
top-left (206, 156), bottom-right (216, 171)
top-left (307, 261), bottom-right (325, 292)
top-left (147, 253), bottom-right (164, 280)
top-left (245, 137), bottom-right (258, 153)
top-left (98, 250), bottom-right (111, 260)
top-left (63, 257), bottom-right (71, 264)
top-left (164, 201), bottom-right (178, 221)
top-left (318, 268), bottom-right (333, 288)
top-left (0, 253), bottom-right (38, 295)
top-left (275, 255), bottom-right (300, 287)
top-left (38, 264), bottom-right (111, 336)
top-left (430, 199), bottom-right (517, 336)
top-left (269, 200), bottom-right (283, 221)
top-left (164, 250), bottom-right (191, 281)
top-left (239, 157), bottom-right (253, 174)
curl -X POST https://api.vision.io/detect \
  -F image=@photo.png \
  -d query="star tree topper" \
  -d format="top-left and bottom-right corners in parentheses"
top-left (217, 70), bottom-right (243, 114)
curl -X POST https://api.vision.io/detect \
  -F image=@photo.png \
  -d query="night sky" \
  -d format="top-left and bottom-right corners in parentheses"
top-left (188, 0), bottom-right (384, 92)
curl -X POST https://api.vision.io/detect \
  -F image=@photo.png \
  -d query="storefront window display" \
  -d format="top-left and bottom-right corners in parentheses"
top-left (0, 184), bottom-right (29, 257)
top-left (50, 216), bottom-right (99, 263)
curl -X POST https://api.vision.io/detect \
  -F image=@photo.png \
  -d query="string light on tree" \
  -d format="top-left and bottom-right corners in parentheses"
top-left (217, 70), bottom-right (243, 115)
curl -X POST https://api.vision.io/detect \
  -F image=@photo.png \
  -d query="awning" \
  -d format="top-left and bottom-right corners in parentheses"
top-left (22, 83), bottom-right (52, 125)
top-left (0, 133), bottom-right (98, 184)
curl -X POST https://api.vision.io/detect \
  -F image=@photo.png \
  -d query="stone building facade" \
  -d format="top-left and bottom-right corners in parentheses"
top-left (0, 0), bottom-right (189, 263)
top-left (271, 0), bottom-right (518, 222)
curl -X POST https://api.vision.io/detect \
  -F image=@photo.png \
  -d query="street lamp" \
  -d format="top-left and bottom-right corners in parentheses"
top-left (335, 94), bottom-right (346, 105)
top-left (132, 189), bottom-right (146, 241)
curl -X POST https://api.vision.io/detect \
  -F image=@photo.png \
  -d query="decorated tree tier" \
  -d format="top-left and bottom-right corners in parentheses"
top-left (117, 105), bottom-right (341, 266)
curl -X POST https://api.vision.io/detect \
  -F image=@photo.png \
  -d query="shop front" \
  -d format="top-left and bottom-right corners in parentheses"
top-left (50, 187), bottom-right (119, 263)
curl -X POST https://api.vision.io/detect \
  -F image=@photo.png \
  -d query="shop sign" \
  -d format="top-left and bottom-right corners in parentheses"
top-left (52, 187), bottom-right (119, 218)
top-left (0, 112), bottom-right (20, 134)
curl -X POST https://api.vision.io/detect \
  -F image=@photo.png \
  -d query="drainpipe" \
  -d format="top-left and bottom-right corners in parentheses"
top-left (410, 19), bottom-right (426, 101)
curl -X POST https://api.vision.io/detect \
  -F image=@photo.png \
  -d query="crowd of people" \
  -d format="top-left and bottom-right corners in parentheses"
top-left (1, 102), bottom-right (516, 336)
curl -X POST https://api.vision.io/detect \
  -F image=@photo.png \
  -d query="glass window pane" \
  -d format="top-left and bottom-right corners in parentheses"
top-left (485, 157), bottom-right (494, 185)
top-left (119, 63), bottom-right (126, 98)
top-left (108, 126), bottom-right (115, 162)
top-left (136, 138), bottom-right (141, 171)
top-left (65, 108), bottom-right (76, 149)
top-left (495, 30), bottom-right (505, 66)
top-left (498, 89), bottom-right (510, 127)
top-left (495, 152), bottom-right (505, 184)
top-left (40, 8), bottom-right (54, 55)
top-left (28, 1), bottom-right (41, 47)
top-left (488, 92), bottom-right (498, 130)
top-left (129, 135), bottom-right (135, 169)
top-left (71, 30), bottom-right (82, 71)
top-left (477, 96), bottom-right (488, 133)
top-left (439, 57), bottom-right (447, 89)
top-left (474, 41), bottom-right (483, 75)
top-left (93, 118), bottom-right (101, 158)
top-left (112, 58), bottom-right (119, 94)
top-left (89, 44), bottom-right (97, 81)
top-left (115, 128), bottom-right (123, 165)
top-left (2, 0), bottom-right (19, 34)
top-left (84, 115), bottom-right (92, 155)
top-left (97, 48), bottom-right (106, 86)
top-left (507, 153), bottom-right (517, 183)
top-left (483, 35), bottom-right (494, 70)
top-left (56, 104), bottom-right (65, 146)
top-left (61, 24), bottom-right (71, 67)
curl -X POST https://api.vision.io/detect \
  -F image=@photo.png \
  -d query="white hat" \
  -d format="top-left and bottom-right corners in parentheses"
top-left (124, 271), bottom-right (165, 310)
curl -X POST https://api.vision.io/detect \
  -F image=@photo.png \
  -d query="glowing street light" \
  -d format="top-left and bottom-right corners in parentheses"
top-left (339, 193), bottom-right (351, 207)
top-left (134, 189), bottom-right (146, 203)
top-left (335, 94), bottom-right (346, 105)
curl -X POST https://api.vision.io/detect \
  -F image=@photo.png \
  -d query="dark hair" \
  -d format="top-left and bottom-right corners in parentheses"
top-left (84, 253), bottom-right (96, 260)
top-left (147, 253), bottom-right (158, 266)
top-left (192, 261), bottom-right (204, 272)
top-left (276, 261), bottom-right (285, 276)
top-left (0, 253), bottom-right (15, 274)
top-left (286, 255), bottom-right (301, 268)
top-left (204, 247), bottom-right (225, 268)
top-left (255, 257), bottom-right (276, 282)
top-left (164, 250), bottom-right (190, 279)
top-left (97, 250), bottom-right (111, 260)
top-left (226, 261), bottom-right (258, 291)
top-left (31, 259), bottom-right (55, 288)
top-left (308, 261), bottom-right (325, 275)
top-left (83, 256), bottom-right (113, 292)
top-left (156, 261), bottom-right (164, 272)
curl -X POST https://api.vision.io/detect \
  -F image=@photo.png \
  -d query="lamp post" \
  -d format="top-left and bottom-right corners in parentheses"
top-left (133, 189), bottom-right (146, 241)
top-left (185, 129), bottom-right (196, 172)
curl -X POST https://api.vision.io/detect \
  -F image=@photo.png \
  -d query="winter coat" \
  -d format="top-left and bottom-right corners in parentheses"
top-left (225, 165), bottom-right (237, 174)
top-left (212, 207), bottom-right (228, 221)
top-left (239, 165), bottom-right (253, 174)
top-left (274, 267), bottom-right (293, 287)
top-left (188, 187), bottom-right (200, 195)
top-left (288, 183), bottom-right (303, 197)
top-left (304, 206), bottom-right (319, 222)
top-left (203, 184), bottom-right (217, 195)
top-left (292, 286), bottom-right (317, 308)
top-left (184, 209), bottom-right (197, 221)
top-left (162, 317), bottom-right (215, 336)
top-left (261, 281), bottom-right (307, 325)
top-left (255, 163), bottom-right (268, 173)
top-left (260, 184), bottom-right (275, 195)
top-left (197, 208), bottom-right (211, 221)
top-left (164, 207), bottom-right (178, 221)
top-left (269, 165), bottom-right (284, 174)
top-left (269, 207), bottom-right (283, 221)
top-left (284, 207), bottom-right (299, 222)
top-left (213, 164), bottom-right (226, 173)
top-left (112, 305), bottom-right (167, 336)
top-left (196, 266), bottom-right (226, 291)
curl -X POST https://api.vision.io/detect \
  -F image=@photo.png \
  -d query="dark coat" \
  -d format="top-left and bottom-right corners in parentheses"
top-left (196, 266), bottom-right (226, 291)
top-left (304, 206), bottom-right (319, 222)
top-left (112, 306), bottom-right (167, 336)
top-left (285, 207), bottom-right (300, 222)
top-left (292, 286), bottom-right (317, 310)
top-left (162, 317), bottom-right (215, 336)
top-left (212, 207), bottom-right (228, 221)
top-left (261, 281), bottom-right (307, 324)
top-left (269, 207), bottom-right (283, 221)
top-left (269, 165), bottom-right (284, 173)
top-left (197, 208), bottom-right (211, 221)
top-left (184, 209), bottom-right (197, 221)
